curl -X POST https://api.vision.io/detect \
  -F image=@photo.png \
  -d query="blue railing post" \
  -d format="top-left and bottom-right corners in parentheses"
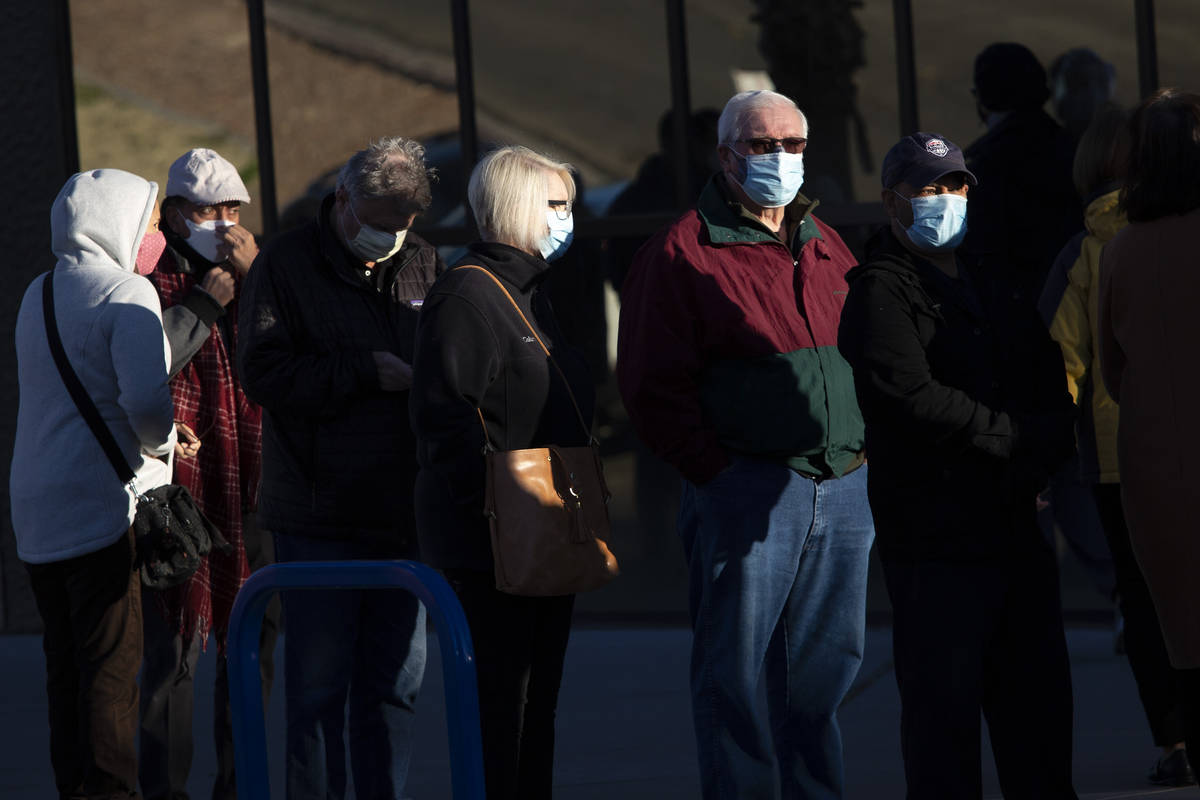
top-left (226, 561), bottom-right (485, 799)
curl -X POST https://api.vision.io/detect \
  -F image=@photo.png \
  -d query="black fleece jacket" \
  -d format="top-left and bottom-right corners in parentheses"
top-left (837, 228), bottom-right (1075, 562)
top-left (237, 194), bottom-right (445, 544)
top-left (409, 242), bottom-right (596, 571)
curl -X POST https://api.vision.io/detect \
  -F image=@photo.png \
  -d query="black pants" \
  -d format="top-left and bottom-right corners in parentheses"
top-left (26, 528), bottom-right (143, 800)
top-left (1093, 483), bottom-right (1187, 747)
top-left (444, 569), bottom-right (574, 800)
top-left (139, 513), bottom-right (279, 800)
top-left (883, 546), bottom-right (1077, 800)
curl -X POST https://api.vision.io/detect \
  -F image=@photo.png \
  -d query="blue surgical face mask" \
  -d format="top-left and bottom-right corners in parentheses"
top-left (538, 210), bottom-right (574, 262)
top-left (731, 149), bottom-right (805, 208)
top-left (894, 191), bottom-right (968, 251)
top-left (345, 197), bottom-right (407, 262)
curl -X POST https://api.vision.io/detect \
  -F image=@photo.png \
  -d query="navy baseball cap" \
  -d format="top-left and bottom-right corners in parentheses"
top-left (881, 132), bottom-right (978, 190)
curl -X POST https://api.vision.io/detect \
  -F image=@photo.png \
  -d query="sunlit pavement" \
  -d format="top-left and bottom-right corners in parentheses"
top-left (3, 624), bottom-right (1199, 798)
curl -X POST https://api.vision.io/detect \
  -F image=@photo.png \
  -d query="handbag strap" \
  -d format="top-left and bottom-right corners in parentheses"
top-left (456, 265), bottom-right (593, 445)
top-left (41, 270), bottom-right (138, 486)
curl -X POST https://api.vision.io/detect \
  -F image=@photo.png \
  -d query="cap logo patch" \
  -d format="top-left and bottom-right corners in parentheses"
top-left (926, 139), bottom-right (949, 157)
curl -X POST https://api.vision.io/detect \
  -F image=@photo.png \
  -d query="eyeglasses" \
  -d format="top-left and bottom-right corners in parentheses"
top-left (548, 200), bottom-right (572, 221)
top-left (736, 137), bottom-right (808, 155)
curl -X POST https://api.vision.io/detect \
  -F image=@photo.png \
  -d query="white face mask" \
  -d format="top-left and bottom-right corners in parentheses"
top-left (179, 213), bottom-right (233, 264)
top-left (346, 198), bottom-right (407, 262)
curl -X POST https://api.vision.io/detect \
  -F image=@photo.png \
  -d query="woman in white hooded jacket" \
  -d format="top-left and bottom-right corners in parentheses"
top-left (11, 168), bottom-right (176, 799)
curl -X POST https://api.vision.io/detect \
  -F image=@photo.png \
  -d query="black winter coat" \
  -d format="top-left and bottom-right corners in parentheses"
top-left (961, 108), bottom-right (1081, 301)
top-left (837, 229), bottom-right (1075, 562)
top-left (409, 242), bottom-right (596, 572)
top-left (237, 194), bottom-right (445, 544)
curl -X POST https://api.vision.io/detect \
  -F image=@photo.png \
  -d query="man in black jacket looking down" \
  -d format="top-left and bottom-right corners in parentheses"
top-left (238, 137), bottom-right (445, 800)
top-left (837, 132), bottom-right (1078, 799)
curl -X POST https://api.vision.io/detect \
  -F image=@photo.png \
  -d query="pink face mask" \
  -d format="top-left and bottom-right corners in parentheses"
top-left (136, 230), bottom-right (167, 275)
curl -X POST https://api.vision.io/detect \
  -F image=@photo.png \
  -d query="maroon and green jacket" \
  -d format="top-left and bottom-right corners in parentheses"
top-left (617, 176), bottom-right (865, 485)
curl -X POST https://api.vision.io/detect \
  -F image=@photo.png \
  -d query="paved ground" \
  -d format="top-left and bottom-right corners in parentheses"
top-left (3, 623), bottom-right (1199, 799)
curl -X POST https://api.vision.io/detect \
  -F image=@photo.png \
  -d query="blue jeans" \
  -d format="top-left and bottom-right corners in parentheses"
top-left (273, 532), bottom-right (427, 800)
top-left (678, 458), bottom-right (874, 800)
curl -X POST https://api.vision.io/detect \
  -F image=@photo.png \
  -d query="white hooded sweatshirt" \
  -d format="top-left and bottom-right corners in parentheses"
top-left (11, 169), bottom-right (177, 564)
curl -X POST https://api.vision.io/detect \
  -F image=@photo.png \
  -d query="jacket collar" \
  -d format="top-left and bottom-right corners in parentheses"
top-left (461, 241), bottom-right (549, 292)
top-left (854, 227), bottom-right (985, 320)
top-left (1083, 188), bottom-right (1126, 242)
top-left (965, 107), bottom-right (1058, 157)
top-left (696, 174), bottom-right (823, 249)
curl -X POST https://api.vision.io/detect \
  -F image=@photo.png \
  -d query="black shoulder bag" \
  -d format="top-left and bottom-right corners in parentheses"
top-left (41, 270), bottom-right (229, 590)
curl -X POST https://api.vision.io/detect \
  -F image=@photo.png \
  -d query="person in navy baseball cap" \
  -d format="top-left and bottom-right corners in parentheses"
top-left (878, 132), bottom-right (977, 255)
top-left (838, 124), bottom-right (1079, 797)
top-left (881, 132), bottom-right (978, 190)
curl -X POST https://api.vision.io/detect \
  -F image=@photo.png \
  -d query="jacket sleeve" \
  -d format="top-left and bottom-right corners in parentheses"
top-left (163, 288), bottom-right (224, 377)
top-left (1097, 240), bottom-right (1126, 403)
top-left (108, 277), bottom-right (176, 457)
top-left (837, 270), bottom-right (1018, 459)
top-left (237, 248), bottom-right (379, 417)
top-left (616, 238), bottom-right (730, 484)
top-left (409, 289), bottom-right (501, 507)
top-left (1027, 292), bottom-right (1078, 473)
top-left (1042, 234), bottom-right (1090, 404)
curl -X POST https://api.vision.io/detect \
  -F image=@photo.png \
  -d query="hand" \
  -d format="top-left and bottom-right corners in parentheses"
top-left (200, 266), bottom-right (236, 306)
top-left (174, 421), bottom-right (201, 459)
top-left (215, 224), bottom-right (259, 278)
top-left (372, 351), bottom-right (413, 392)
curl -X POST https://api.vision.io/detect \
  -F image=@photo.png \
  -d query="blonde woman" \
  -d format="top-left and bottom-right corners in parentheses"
top-left (410, 145), bottom-right (592, 799)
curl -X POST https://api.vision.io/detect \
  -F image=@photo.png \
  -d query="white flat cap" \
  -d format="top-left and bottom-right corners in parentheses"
top-left (166, 148), bottom-right (251, 205)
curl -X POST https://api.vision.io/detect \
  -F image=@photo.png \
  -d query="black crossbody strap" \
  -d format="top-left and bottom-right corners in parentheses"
top-left (41, 270), bottom-right (137, 485)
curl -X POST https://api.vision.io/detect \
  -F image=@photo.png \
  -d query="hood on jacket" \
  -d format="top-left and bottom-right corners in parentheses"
top-left (1084, 188), bottom-right (1126, 242)
top-left (51, 169), bottom-right (158, 273)
top-left (846, 227), bottom-right (922, 288)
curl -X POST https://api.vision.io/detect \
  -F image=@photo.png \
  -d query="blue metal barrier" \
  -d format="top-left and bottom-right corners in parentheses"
top-left (226, 560), bottom-right (486, 799)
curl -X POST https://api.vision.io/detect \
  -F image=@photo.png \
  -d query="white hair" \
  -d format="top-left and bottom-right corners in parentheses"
top-left (717, 90), bottom-right (808, 144)
top-left (468, 145), bottom-right (576, 254)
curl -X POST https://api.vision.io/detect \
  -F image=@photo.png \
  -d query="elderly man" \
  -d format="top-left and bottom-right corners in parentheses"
top-left (238, 137), bottom-right (445, 800)
top-left (137, 147), bottom-right (270, 800)
top-left (838, 133), bottom-right (1077, 797)
top-left (617, 90), bottom-right (874, 800)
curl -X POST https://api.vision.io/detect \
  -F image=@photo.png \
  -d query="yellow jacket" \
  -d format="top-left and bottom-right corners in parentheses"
top-left (1040, 189), bottom-right (1126, 482)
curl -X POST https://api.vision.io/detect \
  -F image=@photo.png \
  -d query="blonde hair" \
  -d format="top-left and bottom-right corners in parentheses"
top-left (468, 145), bottom-right (576, 253)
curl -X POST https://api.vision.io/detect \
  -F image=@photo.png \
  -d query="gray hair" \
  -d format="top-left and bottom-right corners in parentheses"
top-left (468, 145), bottom-right (575, 254)
top-left (337, 136), bottom-right (436, 216)
top-left (717, 90), bottom-right (808, 144)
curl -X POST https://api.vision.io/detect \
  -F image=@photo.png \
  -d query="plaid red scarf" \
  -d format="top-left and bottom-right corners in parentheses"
top-left (149, 251), bottom-right (263, 653)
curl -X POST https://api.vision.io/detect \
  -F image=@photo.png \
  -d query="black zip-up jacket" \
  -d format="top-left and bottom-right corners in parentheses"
top-left (961, 108), bottom-right (1081, 301)
top-left (837, 228), bottom-right (1075, 562)
top-left (409, 242), bottom-right (596, 571)
top-left (237, 194), bottom-right (445, 544)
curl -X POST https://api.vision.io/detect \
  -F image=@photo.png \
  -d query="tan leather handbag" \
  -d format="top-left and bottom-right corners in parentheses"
top-left (458, 265), bottom-right (619, 596)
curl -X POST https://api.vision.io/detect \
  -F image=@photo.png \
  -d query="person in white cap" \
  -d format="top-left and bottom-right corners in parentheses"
top-left (138, 147), bottom-right (272, 800)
